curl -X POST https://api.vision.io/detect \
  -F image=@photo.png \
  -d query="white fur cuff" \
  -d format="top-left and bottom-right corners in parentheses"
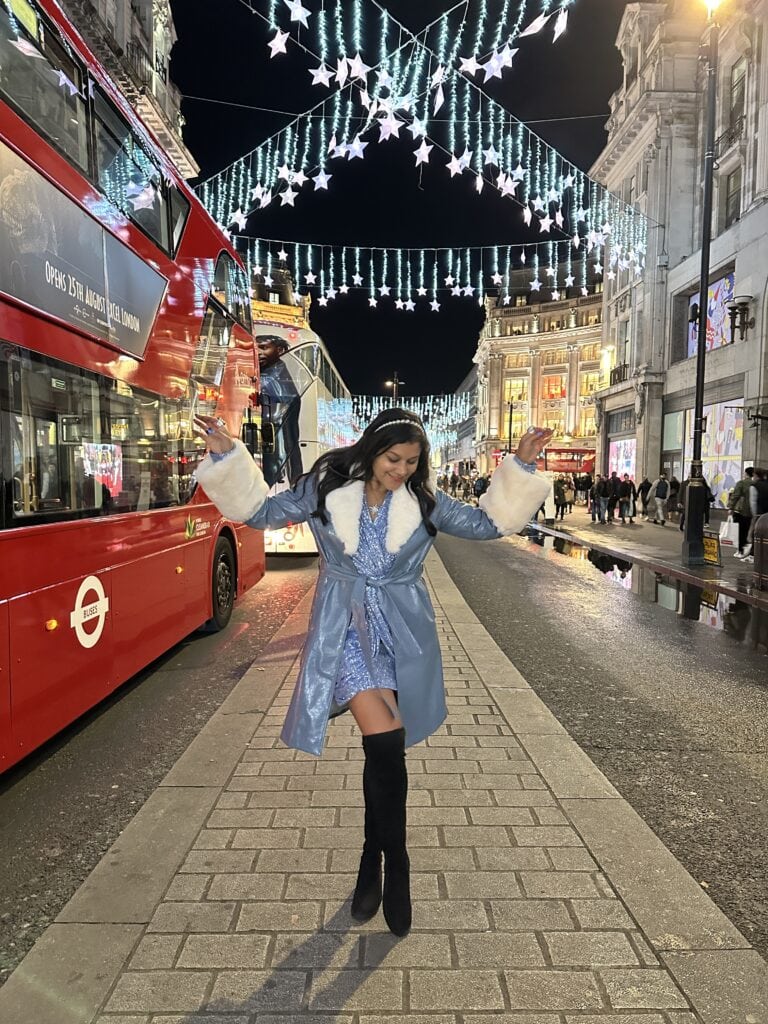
top-left (479, 456), bottom-right (551, 536)
top-left (194, 440), bottom-right (269, 523)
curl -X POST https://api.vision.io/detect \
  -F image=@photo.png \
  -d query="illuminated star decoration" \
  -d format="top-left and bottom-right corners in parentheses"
top-left (339, 284), bottom-right (349, 294)
top-left (519, 12), bottom-right (551, 37)
top-left (284, 0), bottom-right (310, 28)
top-left (304, 271), bottom-right (317, 284)
top-left (352, 273), bottom-right (363, 286)
top-left (395, 298), bottom-right (404, 310)
top-left (347, 135), bottom-right (368, 159)
top-left (279, 187), bottom-right (298, 206)
top-left (229, 208), bottom-right (247, 231)
top-left (430, 299), bottom-right (441, 311)
top-left (368, 297), bottom-right (378, 308)
top-left (268, 30), bottom-right (289, 58)
top-left (530, 278), bottom-right (542, 291)
top-left (491, 272), bottom-right (503, 286)
top-left (277, 248), bottom-right (288, 261)
top-left (317, 295), bottom-right (328, 306)
top-left (404, 299), bottom-right (415, 311)
top-left (414, 140), bottom-right (433, 165)
top-left (459, 54), bottom-right (482, 76)
top-left (379, 284), bottom-right (390, 296)
top-left (565, 274), bottom-right (575, 288)
top-left (310, 63), bottom-right (333, 87)
top-left (417, 286), bottom-right (427, 296)
top-left (446, 154), bottom-right (463, 177)
top-left (57, 69), bottom-right (79, 96)
top-left (312, 170), bottom-right (332, 190)
top-left (347, 53), bottom-right (372, 80)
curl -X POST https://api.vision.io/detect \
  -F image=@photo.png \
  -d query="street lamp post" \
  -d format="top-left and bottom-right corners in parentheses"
top-left (384, 371), bottom-right (404, 403)
top-left (683, 1), bottom-right (720, 566)
top-left (507, 401), bottom-right (514, 454)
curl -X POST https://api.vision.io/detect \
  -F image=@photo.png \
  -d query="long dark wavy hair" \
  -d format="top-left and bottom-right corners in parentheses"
top-left (305, 407), bottom-right (437, 537)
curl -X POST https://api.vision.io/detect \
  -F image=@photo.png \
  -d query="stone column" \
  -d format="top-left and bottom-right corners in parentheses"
top-left (488, 353), bottom-right (503, 441)
top-left (529, 349), bottom-right (542, 427)
top-left (566, 344), bottom-right (580, 434)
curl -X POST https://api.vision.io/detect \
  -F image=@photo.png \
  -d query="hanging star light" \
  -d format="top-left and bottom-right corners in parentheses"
top-left (378, 112), bottom-right (403, 141)
top-left (326, 285), bottom-right (338, 299)
top-left (229, 208), bottom-right (248, 231)
top-left (414, 139), bottom-right (433, 165)
top-left (451, 284), bottom-right (462, 296)
top-left (519, 12), bottom-right (552, 37)
top-left (310, 63), bottom-right (334, 86)
top-left (530, 278), bottom-right (542, 291)
top-left (417, 285), bottom-right (427, 296)
top-left (263, 274), bottom-right (274, 287)
top-left (368, 296), bottom-right (378, 307)
top-left (446, 154), bottom-right (463, 177)
top-left (293, 169), bottom-right (308, 188)
top-left (499, 44), bottom-right (518, 67)
top-left (283, 0), bottom-right (310, 27)
top-left (475, 175), bottom-right (484, 194)
top-left (259, 190), bottom-right (273, 208)
top-left (522, 207), bottom-right (533, 226)
top-left (304, 271), bottom-right (317, 285)
top-left (481, 52), bottom-right (504, 81)
top-left (312, 170), bottom-right (332, 190)
top-left (459, 54), bottom-right (482, 76)
top-left (553, 8), bottom-right (569, 42)
top-left (395, 298), bottom-right (405, 310)
top-left (491, 272), bottom-right (503, 285)
top-left (277, 163), bottom-right (292, 182)
top-left (348, 52), bottom-right (372, 80)
top-left (347, 135), bottom-right (368, 159)
top-left (377, 67), bottom-right (394, 89)
top-left (551, 289), bottom-right (561, 300)
top-left (268, 29), bottom-right (289, 57)
top-left (457, 147), bottom-right (473, 171)
top-left (379, 284), bottom-right (390, 296)
top-left (463, 284), bottom-right (475, 297)
top-left (430, 299), bottom-right (441, 311)
top-left (483, 144), bottom-right (500, 166)
top-left (433, 84), bottom-right (445, 114)
top-left (539, 213), bottom-right (554, 233)
top-left (339, 283), bottom-right (349, 294)
top-left (317, 295), bottom-right (329, 306)
top-left (353, 272), bottom-right (364, 286)
top-left (532, 195), bottom-right (545, 213)
top-left (565, 273), bottom-right (575, 288)
top-left (279, 186), bottom-right (298, 206)
top-left (277, 247), bottom-right (288, 261)
top-left (335, 55), bottom-right (349, 86)
top-left (404, 298), bottom-right (416, 311)
top-left (444, 275), bottom-right (455, 286)
top-left (407, 117), bottom-right (427, 139)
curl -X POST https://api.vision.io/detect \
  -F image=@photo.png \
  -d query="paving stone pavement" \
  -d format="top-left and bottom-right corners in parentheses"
top-left (1, 551), bottom-right (767, 1024)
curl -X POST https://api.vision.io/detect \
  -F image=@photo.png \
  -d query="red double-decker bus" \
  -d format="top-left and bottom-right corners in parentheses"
top-left (0, 0), bottom-right (265, 771)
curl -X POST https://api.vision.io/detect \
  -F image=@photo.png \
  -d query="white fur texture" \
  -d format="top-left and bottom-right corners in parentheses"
top-left (326, 478), bottom-right (425, 556)
top-left (194, 440), bottom-right (269, 522)
top-left (326, 480), bottom-right (364, 555)
top-left (479, 456), bottom-right (551, 535)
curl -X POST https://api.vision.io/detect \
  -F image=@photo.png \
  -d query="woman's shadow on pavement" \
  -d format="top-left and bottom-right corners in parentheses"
top-left (180, 902), bottom-right (402, 1019)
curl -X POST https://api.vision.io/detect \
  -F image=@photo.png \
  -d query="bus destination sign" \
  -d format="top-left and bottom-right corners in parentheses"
top-left (0, 139), bottom-right (166, 358)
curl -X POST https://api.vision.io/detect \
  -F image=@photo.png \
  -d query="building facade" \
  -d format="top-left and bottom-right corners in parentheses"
top-left (59, 0), bottom-right (198, 178)
top-left (474, 285), bottom-right (605, 476)
top-left (591, 0), bottom-right (767, 507)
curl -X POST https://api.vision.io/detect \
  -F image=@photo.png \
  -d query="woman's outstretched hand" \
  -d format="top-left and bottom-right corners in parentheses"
top-left (194, 415), bottom-right (236, 456)
top-left (515, 426), bottom-right (554, 464)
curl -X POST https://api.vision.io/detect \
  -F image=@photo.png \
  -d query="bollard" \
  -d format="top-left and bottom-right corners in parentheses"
top-left (753, 513), bottom-right (768, 592)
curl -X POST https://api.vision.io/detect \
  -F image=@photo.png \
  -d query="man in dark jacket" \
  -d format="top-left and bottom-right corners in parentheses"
top-left (637, 477), bottom-right (652, 519)
top-left (606, 471), bottom-right (621, 523)
top-left (738, 468), bottom-right (768, 562)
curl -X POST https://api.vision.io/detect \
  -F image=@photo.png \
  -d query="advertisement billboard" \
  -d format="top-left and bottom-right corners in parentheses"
top-left (687, 271), bottom-right (734, 358)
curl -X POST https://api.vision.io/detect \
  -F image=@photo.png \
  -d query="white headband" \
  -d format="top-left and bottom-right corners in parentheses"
top-left (373, 419), bottom-right (425, 433)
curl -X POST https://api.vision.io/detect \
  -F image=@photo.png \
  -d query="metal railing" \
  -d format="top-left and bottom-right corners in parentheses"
top-left (609, 363), bottom-right (630, 386)
top-left (715, 114), bottom-right (744, 157)
top-left (126, 38), bottom-right (153, 87)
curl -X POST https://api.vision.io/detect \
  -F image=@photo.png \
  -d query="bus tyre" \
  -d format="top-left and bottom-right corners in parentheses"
top-left (203, 536), bottom-right (236, 632)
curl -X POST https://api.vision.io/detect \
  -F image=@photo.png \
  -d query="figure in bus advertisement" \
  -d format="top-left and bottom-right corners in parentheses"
top-left (256, 329), bottom-right (303, 486)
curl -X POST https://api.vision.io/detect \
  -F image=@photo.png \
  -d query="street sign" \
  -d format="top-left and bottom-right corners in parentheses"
top-left (702, 530), bottom-right (721, 567)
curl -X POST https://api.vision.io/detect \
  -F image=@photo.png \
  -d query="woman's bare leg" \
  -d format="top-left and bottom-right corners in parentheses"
top-left (349, 687), bottom-right (402, 735)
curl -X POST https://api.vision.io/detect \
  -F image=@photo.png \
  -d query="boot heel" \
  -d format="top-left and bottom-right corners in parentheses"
top-left (383, 854), bottom-right (411, 937)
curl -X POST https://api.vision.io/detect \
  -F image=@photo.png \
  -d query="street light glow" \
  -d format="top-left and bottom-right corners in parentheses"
top-left (705, 0), bottom-right (722, 15)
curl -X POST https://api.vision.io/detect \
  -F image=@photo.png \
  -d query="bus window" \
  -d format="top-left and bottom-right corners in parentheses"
top-left (0, 2), bottom-right (89, 172)
top-left (169, 183), bottom-right (190, 256)
top-left (93, 87), bottom-right (170, 252)
top-left (213, 252), bottom-right (252, 331)
top-left (0, 347), bottom-right (206, 526)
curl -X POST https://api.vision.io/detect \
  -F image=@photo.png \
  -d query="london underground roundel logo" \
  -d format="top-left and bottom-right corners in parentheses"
top-left (69, 575), bottom-right (110, 649)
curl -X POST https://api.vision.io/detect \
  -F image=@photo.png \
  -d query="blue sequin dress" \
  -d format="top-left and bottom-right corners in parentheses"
top-left (334, 491), bottom-right (398, 704)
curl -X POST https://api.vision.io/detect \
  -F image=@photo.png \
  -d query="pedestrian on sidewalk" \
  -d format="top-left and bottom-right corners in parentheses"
top-left (637, 476), bottom-right (652, 519)
top-left (596, 474), bottom-right (610, 524)
top-left (648, 472), bottom-right (669, 525)
top-left (564, 478), bottom-right (575, 513)
top-left (193, 409), bottom-right (552, 938)
top-left (607, 471), bottom-right (621, 522)
top-left (589, 476), bottom-right (601, 523)
top-left (617, 473), bottom-right (637, 524)
top-left (737, 467), bottom-right (768, 562)
top-left (678, 475), bottom-right (714, 533)
top-left (554, 476), bottom-right (567, 521)
top-left (668, 476), bottom-right (681, 522)
top-left (729, 467), bottom-right (755, 558)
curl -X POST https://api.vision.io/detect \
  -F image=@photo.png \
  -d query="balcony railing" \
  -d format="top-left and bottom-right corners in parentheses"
top-left (715, 115), bottom-right (745, 158)
top-left (127, 38), bottom-right (153, 87)
top-left (609, 363), bottom-right (630, 386)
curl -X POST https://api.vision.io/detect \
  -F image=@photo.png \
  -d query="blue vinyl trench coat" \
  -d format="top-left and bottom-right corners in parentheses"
top-left (195, 442), bottom-right (550, 756)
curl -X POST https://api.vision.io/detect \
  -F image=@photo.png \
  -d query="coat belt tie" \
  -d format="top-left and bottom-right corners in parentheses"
top-left (321, 565), bottom-right (425, 677)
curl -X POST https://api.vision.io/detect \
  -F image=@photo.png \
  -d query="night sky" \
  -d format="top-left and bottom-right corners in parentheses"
top-left (169, 0), bottom-right (629, 396)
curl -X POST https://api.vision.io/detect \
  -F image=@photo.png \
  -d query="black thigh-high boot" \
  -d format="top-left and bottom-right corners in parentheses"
top-left (363, 727), bottom-right (411, 937)
top-left (350, 749), bottom-right (382, 922)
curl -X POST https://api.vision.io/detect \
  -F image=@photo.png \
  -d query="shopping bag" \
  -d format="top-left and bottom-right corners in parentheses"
top-left (719, 515), bottom-right (738, 547)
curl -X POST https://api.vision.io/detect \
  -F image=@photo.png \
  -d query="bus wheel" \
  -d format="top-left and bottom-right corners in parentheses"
top-left (203, 536), bottom-right (236, 632)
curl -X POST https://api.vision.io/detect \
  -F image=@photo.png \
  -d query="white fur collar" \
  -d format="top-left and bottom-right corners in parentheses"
top-left (325, 480), bottom-right (424, 556)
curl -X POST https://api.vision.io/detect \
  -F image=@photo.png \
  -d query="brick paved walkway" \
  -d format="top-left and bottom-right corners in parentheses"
top-left (1, 551), bottom-right (767, 1023)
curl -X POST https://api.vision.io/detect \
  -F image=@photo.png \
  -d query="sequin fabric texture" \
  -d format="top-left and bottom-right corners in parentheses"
top-left (334, 490), bottom-right (398, 704)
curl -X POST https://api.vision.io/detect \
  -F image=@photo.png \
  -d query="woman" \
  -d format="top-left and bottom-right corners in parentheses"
top-left (553, 476), bottom-right (567, 521)
top-left (564, 478), bottom-right (575, 514)
top-left (194, 409), bottom-right (551, 937)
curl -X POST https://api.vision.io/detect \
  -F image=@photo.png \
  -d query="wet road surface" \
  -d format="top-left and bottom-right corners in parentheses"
top-left (0, 556), bottom-right (318, 984)
top-left (436, 531), bottom-right (768, 958)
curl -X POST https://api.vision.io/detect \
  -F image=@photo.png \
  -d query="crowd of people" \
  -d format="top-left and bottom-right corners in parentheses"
top-left (438, 462), bottom-right (768, 566)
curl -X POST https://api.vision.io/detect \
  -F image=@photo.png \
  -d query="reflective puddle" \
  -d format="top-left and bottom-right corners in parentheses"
top-left (526, 531), bottom-right (768, 655)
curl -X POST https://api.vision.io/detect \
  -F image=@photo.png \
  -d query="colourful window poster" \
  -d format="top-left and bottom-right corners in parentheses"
top-left (608, 437), bottom-right (637, 478)
top-left (683, 399), bottom-right (743, 508)
top-left (687, 272), bottom-right (734, 358)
